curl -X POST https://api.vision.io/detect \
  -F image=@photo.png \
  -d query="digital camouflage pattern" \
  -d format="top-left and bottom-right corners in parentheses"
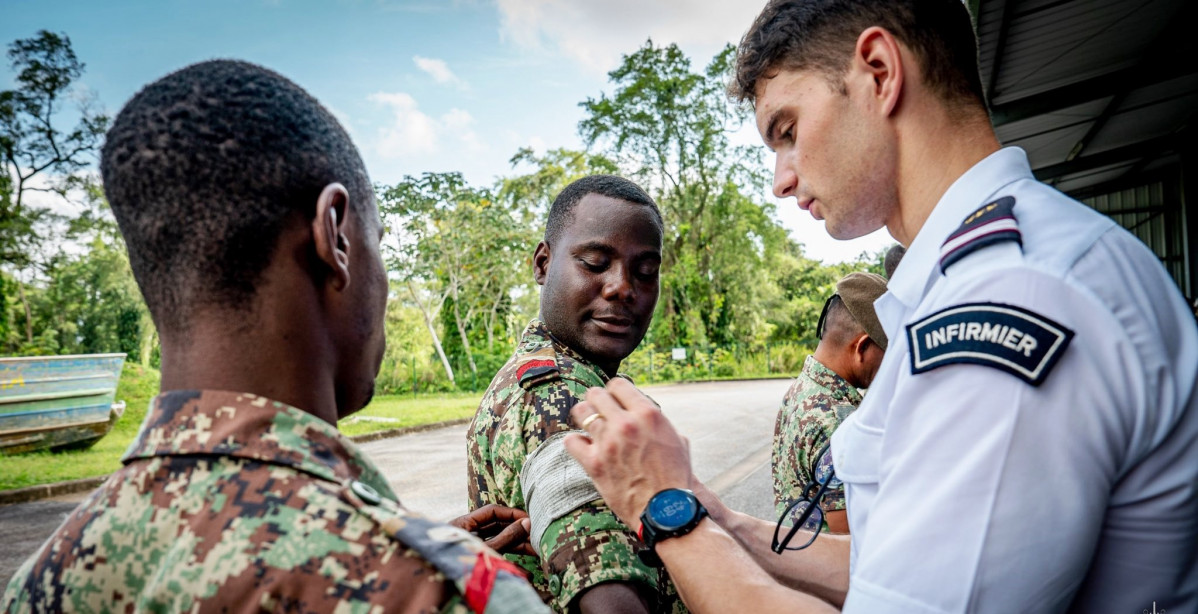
top-left (3, 390), bottom-right (547, 614)
top-left (773, 356), bottom-right (863, 521)
top-left (467, 320), bottom-right (684, 613)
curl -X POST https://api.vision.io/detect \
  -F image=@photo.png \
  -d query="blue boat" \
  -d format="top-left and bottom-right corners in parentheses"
top-left (0, 353), bottom-right (127, 455)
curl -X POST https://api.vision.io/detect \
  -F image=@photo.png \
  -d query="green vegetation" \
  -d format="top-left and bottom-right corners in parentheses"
top-left (0, 363), bottom-right (481, 490)
top-left (1, 356), bottom-right (802, 491)
top-left (0, 361), bottom-right (159, 491)
top-left (337, 392), bottom-right (482, 438)
top-left (1, 34), bottom-right (888, 490)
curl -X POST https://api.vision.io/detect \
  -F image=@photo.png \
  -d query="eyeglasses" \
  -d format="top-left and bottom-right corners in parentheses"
top-left (771, 441), bottom-right (837, 554)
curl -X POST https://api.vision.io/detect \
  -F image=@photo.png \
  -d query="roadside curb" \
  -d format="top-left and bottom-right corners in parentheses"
top-left (0, 417), bottom-right (474, 506)
top-left (0, 476), bottom-right (108, 506)
top-left (346, 417), bottom-right (472, 444)
top-left (642, 376), bottom-right (792, 388)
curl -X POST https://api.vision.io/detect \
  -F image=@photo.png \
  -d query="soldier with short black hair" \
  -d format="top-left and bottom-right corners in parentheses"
top-left (2, 59), bottom-right (547, 614)
top-left (466, 175), bottom-right (685, 613)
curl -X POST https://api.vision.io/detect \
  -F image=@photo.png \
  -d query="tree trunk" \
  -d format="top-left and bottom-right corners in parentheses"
top-left (451, 288), bottom-right (478, 374)
top-left (17, 278), bottom-right (32, 344)
top-left (407, 280), bottom-right (455, 385)
top-left (485, 288), bottom-right (504, 350)
top-left (139, 316), bottom-right (157, 366)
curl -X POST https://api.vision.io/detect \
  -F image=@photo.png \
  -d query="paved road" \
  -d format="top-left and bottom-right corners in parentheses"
top-left (0, 378), bottom-right (791, 586)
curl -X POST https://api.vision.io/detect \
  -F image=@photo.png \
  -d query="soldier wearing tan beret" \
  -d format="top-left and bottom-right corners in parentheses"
top-left (771, 272), bottom-right (888, 535)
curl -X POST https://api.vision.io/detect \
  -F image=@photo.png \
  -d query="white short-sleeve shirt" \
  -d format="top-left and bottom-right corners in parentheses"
top-left (832, 147), bottom-right (1198, 613)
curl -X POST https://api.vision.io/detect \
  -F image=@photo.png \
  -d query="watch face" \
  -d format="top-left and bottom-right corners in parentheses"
top-left (648, 489), bottom-right (697, 531)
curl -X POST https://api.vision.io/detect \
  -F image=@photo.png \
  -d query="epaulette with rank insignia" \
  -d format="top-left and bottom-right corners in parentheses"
top-left (518, 357), bottom-right (561, 390)
top-left (940, 195), bottom-right (1021, 273)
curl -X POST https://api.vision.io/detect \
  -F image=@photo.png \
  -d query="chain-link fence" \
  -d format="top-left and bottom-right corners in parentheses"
top-left (620, 342), bottom-right (812, 384)
top-left (375, 341), bottom-right (812, 395)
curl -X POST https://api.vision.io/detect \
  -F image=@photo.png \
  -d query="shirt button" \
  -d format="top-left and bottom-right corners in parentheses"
top-left (351, 480), bottom-right (382, 506)
top-left (548, 574), bottom-right (562, 597)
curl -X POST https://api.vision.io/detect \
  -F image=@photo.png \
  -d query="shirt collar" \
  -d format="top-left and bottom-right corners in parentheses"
top-left (802, 355), bottom-right (863, 405)
top-left (886, 147), bottom-right (1034, 309)
top-left (525, 318), bottom-right (616, 383)
top-left (122, 389), bottom-right (397, 501)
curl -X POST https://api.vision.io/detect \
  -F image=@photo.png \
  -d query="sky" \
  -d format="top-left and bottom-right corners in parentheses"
top-left (3, 0), bottom-right (897, 263)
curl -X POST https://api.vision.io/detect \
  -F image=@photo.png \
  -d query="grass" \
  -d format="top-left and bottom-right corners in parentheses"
top-left (0, 361), bottom-right (161, 491)
top-left (0, 359), bottom-right (783, 491)
top-left (336, 392), bottom-right (481, 437)
top-left (0, 364), bottom-right (482, 492)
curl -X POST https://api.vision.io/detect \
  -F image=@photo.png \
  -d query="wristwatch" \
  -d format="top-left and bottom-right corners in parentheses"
top-left (636, 488), bottom-right (708, 566)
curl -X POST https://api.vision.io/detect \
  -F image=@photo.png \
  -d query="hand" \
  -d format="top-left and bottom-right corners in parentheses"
top-left (449, 504), bottom-right (535, 556)
top-left (563, 378), bottom-right (693, 529)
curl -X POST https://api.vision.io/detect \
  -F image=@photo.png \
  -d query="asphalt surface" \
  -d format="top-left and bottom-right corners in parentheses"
top-left (0, 378), bottom-right (790, 587)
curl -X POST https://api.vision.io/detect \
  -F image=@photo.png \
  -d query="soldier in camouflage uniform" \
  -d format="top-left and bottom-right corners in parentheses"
top-left (773, 272), bottom-right (888, 533)
top-left (467, 176), bottom-right (684, 613)
top-left (5, 391), bottom-right (539, 613)
top-left (3, 60), bottom-right (545, 614)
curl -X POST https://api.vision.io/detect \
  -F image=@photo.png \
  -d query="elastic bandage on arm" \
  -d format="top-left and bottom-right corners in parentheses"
top-left (519, 431), bottom-right (603, 553)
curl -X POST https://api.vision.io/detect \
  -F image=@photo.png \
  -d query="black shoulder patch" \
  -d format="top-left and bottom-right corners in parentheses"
top-left (906, 302), bottom-right (1073, 386)
top-left (940, 196), bottom-right (1021, 273)
top-left (518, 360), bottom-right (561, 390)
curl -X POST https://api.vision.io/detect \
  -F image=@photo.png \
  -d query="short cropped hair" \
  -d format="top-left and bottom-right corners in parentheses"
top-left (544, 175), bottom-right (663, 246)
top-left (884, 244), bottom-right (906, 278)
top-left (732, 0), bottom-right (985, 109)
top-left (101, 60), bottom-right (372, 332)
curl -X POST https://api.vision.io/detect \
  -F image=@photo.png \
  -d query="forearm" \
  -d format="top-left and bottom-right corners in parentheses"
top-left (715, 508), bottom-right (850, 607)
top-left (655, 518), bottom-right (839, 614)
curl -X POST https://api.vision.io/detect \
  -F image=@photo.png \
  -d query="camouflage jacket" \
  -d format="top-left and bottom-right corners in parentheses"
top-left (3, 390), bottom-right (546, 614)
top-left (772, 356), bottom-right (862, 520)
top-left (467, 320), bottom-right (683, 613)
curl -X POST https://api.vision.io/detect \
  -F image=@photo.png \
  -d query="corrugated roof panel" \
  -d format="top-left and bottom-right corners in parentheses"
top-left (1052, 162), bottom-right (1137, 192)
top-left (992, 0), bottom-right (1158, 101)
top-left (993, 98), bottom-right (1110, 142)
top-left (1006, 123), bottom-right (1092, 166)
top-left (1085, 93), bottom-right (1197, 154)
top-left (1117, 73), bottom-right (1198, 110)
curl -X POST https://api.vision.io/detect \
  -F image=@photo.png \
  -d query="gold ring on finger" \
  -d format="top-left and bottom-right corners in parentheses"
top-left (580, 412), bottom-right (606, 430)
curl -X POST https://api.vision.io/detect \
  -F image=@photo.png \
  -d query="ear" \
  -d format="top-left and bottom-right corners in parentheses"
top-left (312, 183), bottom-right (351, 292)
top-left (532, 241), bottom-right (551, 286)
top-left (852, 333), bottom-right (873, 363)
top-left (852, 26), bottom-right (905, 117)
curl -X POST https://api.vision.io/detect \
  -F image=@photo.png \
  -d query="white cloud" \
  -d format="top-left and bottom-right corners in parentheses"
top-left (495, 0), bottom-right (763, 72)
top-left (413, 55), bottom-right (467, 89)
top-left (441, 108), bottom-right (485, 153)
top-left (369, 92), bottom-right (440, 157)
top-left (368, 92), bottom-right (485, 158)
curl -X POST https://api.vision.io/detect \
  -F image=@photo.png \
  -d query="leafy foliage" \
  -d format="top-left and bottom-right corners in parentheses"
top-left (1, 30), bottom-right (108, 270)
top-left (580, 41), bottom-right (798, 347)
top-left (1, 33), bottom-right (888, 399)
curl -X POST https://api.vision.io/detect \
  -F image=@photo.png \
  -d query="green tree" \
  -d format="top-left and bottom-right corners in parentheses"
top-left (6, 177), bottom-right (152, 360)
top-left (579, 41), bottom-right (791, 347)
top-left (0, 30), bottom-right (108, 344)
top-left (379, 172), bottom-right (535, 386)
top-left (498, 147), bottom-right (619, 228)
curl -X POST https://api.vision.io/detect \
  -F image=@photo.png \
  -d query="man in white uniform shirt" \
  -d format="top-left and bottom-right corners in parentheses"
top-left (558, 1), bottom-right (1198, 613)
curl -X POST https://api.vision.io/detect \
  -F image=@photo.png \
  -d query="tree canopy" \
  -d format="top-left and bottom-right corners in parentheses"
top-left (2, 34), bottom-right (888, 391)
